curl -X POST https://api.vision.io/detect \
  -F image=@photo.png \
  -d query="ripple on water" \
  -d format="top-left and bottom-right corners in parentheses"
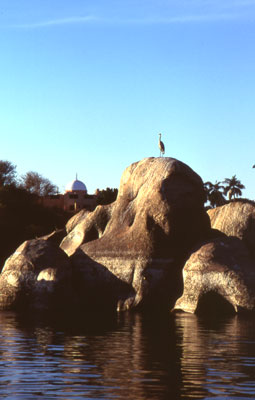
top-left (0, 311), bottom-right (254, 398)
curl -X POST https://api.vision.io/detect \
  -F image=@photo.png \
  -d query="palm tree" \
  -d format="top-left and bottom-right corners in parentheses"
top-left (223, 175), bottom-right (245, 200)
top-left (204, 181), bottom-right (226, 208)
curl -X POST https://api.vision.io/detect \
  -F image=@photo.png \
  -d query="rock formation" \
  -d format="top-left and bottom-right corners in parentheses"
top-left (65, 209), bottom-right (90, 234)
top-left (0, 239), bottom-right (72, 311)
top-left (0, 157), bottom-right (211, 312)
top-left (61, 203), bottom-right (114, 256)
top-left (173, 236), bottom-right (255, 314)
top-left (173, 201), bottom-right (255, 314)
top-left (66, 157), bottom-right (210, 311)
top-left (3, 158), bottom-right (255, 315)
top-left (208, 200), bottom-right (255, 262)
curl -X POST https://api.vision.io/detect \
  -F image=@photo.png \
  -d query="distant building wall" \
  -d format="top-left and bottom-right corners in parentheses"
top-left (41, 194), bottom-right (65, 209)
top-left (63, 191), bottom-right (97, 212)
top-left (40, 192), bottom-right (97, 213)
top-left (40, 177), bottom-right (98, 213)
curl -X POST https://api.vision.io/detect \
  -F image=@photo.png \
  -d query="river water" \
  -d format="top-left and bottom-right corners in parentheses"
top-left (0, 309), bottom-right (254, 399)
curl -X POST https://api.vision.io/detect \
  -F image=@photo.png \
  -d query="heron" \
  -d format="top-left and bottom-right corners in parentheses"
top-left (158, 133), bottom-right (165, 157)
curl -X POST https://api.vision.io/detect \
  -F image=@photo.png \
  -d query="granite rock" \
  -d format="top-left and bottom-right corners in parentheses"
top-left (208, 201), bottom-right (255, 262)
top-left (70, 157), bottom-right (210, 310)
top-left (173, 236), bottom-right (255, 314)
top-left (0, 239), bottom-right (72, 310)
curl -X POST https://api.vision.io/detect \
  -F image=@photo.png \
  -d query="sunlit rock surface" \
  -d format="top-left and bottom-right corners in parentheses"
top-left (208, 201), bottom-right (255, 262)
top-left (0, 239), bottom-right (72, 310)
top-left (65, 209), bottom-right (90, 234)
top-left (68, 157), bottom-right (210, 310)
top-left (61, 203), bottom-right (114, 256)
top-left (0, 157), bottom-right (214, 312)
top-left (173, 236), bottom-right (255, 314)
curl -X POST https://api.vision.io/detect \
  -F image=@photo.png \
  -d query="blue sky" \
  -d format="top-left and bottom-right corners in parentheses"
top-left (0, 0), bottom-right (255, 198)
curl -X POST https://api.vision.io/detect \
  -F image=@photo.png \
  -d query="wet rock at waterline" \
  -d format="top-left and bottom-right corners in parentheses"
top-left (173, 236), bottom-right (255, 314)
top-left (172, 200), bottom-right (255, 316)
top-left (69, 157), bottom-right (210, 311)
top-left (3, 159), bottom-right (255, 315)
top-left (0, 157), bottom-right (211, 312)
top-left (0, 239), bottom-right (72, 311)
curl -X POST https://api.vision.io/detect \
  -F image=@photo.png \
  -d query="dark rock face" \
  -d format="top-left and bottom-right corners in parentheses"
top-left (40, 229), bottom-right (67, 246)
top-left (0, 239), bottom-right (72, 311)
top-left (69, 157), bottom-right (210, 310)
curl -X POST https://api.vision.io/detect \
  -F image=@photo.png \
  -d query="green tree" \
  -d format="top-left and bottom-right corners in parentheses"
top-left (204, 181), bottom-right (226, 208)
top-left (223, 175), bottom-right (245, 200)
top-left (0, 160), bottom-right (17, 186)
top-left (0, 184), bottom-right (68, 268)
top-left (97, 188), bottom-right (118, 205)
top-left (20, 171), bottom-right (59, 196)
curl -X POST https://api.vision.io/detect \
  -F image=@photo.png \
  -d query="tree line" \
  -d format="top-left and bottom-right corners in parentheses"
top-left (0, 159), bottom-right (247, 266)
top-left (0, 160), bottom-right (118, 267)
top-left (204, 175), bottom-right (245, 208)
top-left (0, 160), bottom-right (118, 203)
top-left (0, 160), bottom-right (59, 196)
top-left (0, 160), bottom-right (68, 268)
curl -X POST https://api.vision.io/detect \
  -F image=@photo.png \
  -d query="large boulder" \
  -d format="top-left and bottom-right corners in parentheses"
top-left (65, 209), bottom-right (91, 234)
top-left (0, 157), bottom-right (211, 313)
top-left (173, 236), bottom-right (255, 314)
top-left (208, 200), bottom-right (255, 262)
top-left (60, 203), bottom-right (114, 256)
top-left (69, 157), bottom-right (211, 310)
top-left (0, 239), bottom-right (72, 311)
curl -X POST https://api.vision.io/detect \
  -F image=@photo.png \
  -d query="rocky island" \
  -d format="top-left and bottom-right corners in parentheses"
top-left (1, 157), bottom-right (255, 315)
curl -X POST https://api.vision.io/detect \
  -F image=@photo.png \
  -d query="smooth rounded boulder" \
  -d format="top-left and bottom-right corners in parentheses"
top-left (65, 209), bottom-right (90, 234)
top-left (208, 200), bottom-right (255, 262)
top-left (69, 157), bottom-right (211, 310)
top-left (61, 203), bottom-right (114, 256)
top-left (173, 236), bottom-right (255, 314)
top-left (0, 239), bottom-right (72, 311)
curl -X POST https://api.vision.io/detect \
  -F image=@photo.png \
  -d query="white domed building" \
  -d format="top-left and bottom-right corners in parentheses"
top-left (64, 177), bottom-right (96, 212)
top-left (41, 176), bottom-right (97, 213)
top-left (65, 179), bottom-right (87, 193)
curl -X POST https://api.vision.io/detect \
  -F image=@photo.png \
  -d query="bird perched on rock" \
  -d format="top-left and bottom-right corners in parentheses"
top-left (158, 133), bottom-right (165, 157)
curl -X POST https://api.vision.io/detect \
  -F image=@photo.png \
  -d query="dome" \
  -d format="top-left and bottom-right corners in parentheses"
top-left (65, 179), bottom-right (87, 193)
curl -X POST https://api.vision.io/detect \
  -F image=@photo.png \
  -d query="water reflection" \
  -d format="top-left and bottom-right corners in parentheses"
top-left (0, 310), bottom-right (254, 398)
top-left (0, 310), bottom-right (180, 399)
top-left (58, 312), bottom-right (181, 400)
top-left (175, 313), bottom-right (255, 399)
